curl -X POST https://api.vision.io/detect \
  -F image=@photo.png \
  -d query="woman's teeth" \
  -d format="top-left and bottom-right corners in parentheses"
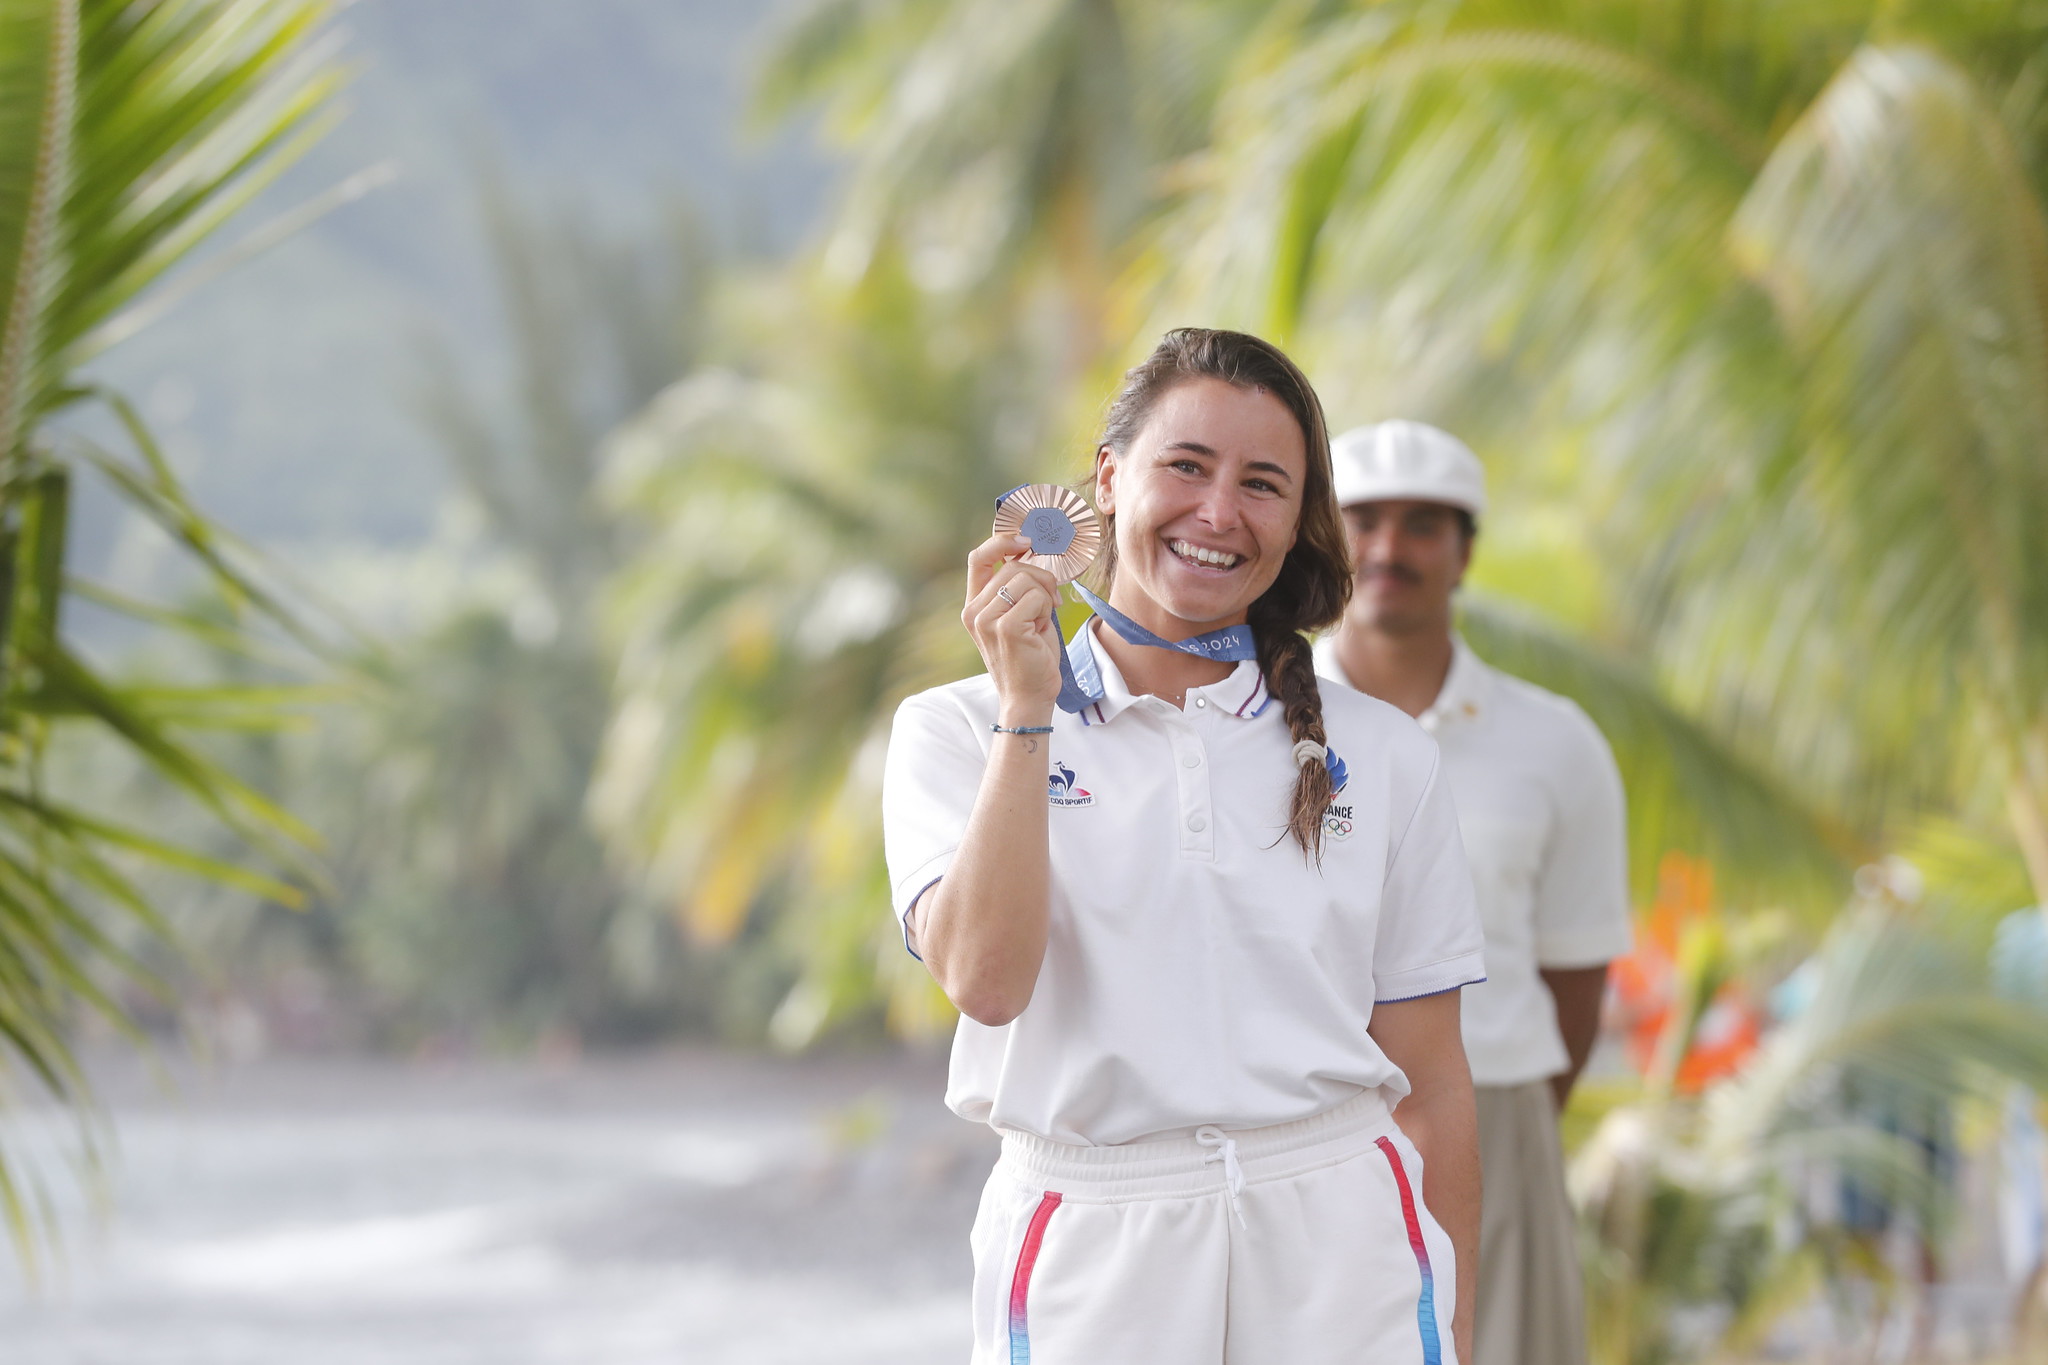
top-left (1169, 539), bottom-right (1243, 569)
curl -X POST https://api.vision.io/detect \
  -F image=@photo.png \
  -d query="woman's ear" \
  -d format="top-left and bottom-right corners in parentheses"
top-left (1093, 445), bottom-right (1117, 513)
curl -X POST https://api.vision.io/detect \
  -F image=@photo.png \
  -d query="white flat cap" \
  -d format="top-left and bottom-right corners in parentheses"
top-left (1330, 420), bottom-right (1487, 518)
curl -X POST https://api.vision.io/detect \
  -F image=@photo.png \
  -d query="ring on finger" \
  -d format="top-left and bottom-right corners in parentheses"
top-left (996, 586), bottom-right (1017, 606)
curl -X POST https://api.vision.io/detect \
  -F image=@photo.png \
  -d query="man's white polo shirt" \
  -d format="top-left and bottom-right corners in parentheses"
top-left (884, 621), bottom-right (1483, 1147)
top-left (1316, 634), bottom-right (1632, 1088)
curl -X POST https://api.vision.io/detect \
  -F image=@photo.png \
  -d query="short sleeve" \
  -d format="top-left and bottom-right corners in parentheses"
top-left (1531, 710), bottom-right (1633, 967)
top-left (1372, 748), bottom-right (1486, 1003)
top-left (881, 690), bottom-right (989, 958)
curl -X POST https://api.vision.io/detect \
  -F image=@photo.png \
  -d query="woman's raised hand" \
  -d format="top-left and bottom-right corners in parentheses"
top-left (964, 535), bottom-right (1064, 722)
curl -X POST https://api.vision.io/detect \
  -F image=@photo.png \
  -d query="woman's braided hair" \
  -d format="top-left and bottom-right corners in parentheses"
top-left (1090, 328), bottom-right (1352, 858)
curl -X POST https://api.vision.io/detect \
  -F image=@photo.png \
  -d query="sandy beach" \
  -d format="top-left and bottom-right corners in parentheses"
top-left (0, 1046), bottom-right (995, 1364)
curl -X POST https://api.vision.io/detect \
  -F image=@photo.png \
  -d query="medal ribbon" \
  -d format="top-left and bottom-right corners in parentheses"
top-left (1054, 583), bottom-right (1258, 713)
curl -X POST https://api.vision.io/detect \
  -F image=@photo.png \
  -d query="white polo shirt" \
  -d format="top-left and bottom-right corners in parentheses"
top-left (883, 621), bottom-right (1484, 1147)
top-left (1315, 634), bottom-right (1632, 1088)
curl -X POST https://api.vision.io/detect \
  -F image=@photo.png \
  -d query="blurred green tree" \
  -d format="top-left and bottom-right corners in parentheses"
top-left (756, 0), bottom-right (1268, 354)
top-left (0, 0), bottom-right (338, 1253)
top-left (1163, 2), bottom-right (2048, 912)
top-left (68, 189), bottom-right (723, 1054)
top-left (317, 185), bottom-right (716, 1047)
top-left (592, 256), bottom-right (1067, 1046)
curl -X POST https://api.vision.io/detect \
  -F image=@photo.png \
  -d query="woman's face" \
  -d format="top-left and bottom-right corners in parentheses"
top-left (1094, 377), bottom-right (1307, 632)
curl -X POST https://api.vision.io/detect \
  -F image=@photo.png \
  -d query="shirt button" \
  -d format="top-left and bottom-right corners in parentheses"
top-left (1194, 697), bottom-right (1208, 709)
top-left (1182, 751), bottom-right (1201, 768)
top-left (1187, 814), bottom-right (1207, 832)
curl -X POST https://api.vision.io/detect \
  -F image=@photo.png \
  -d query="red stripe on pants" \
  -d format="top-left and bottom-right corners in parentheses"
top-left (1007, 1191), bottom-right (1062, 1364)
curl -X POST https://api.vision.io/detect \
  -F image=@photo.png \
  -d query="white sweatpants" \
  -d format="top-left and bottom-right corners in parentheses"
top-left (969, 1087), bottom-right (1458, 1365)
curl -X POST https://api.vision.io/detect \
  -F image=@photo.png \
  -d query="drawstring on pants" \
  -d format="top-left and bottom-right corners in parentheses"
top-left (1195, 1126), bottom-right (1248, 1229)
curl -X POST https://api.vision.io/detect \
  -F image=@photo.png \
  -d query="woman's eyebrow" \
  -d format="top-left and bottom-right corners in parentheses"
top-left (1162, 441), bottom-right (1296, 484)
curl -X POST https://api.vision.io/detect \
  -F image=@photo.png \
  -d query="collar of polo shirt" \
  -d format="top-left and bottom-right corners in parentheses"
top-left (1311, 630), bottom-right (1490, 732)
top-left (1417, 634), bottom-right (1491, 735)
top-left (1068, 619), bottom-right (1271, 728)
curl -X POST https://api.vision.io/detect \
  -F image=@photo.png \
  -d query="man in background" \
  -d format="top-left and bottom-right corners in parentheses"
top-left (1316, 420), bottom-right (1631, 1365)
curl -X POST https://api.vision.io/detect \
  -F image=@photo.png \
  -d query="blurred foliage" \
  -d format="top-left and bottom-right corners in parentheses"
top-left (258, 185), bottom-right (722, 1049)
top-left (0, 0), bottom-right (340, 1259)
top-left (592, 254), bottom-right (1063, 1046)
top-left (1459, 597), bottom-right (1855, 913)
top-left (1156, 1), bottom-right (2048, 909)
top-left (755, 0), bottom-right (1265, 338)
top-left (1572, 892), bottom-right (2048, 1360)
top-left (54, 182), bottom-right (732, 1057)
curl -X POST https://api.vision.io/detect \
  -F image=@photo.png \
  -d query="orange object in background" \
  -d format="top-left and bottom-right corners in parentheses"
top-left (1606, 852), bottom-right (1764, 1092)
top-left (1674, 993), bottom-right (1764, 1092)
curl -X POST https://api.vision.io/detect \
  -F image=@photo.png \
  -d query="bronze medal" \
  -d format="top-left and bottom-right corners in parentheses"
top-left (993, 484), bottom-right (1102, 583)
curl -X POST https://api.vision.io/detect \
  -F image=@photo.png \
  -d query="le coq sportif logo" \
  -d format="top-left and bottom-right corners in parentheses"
top-left (1048, 762), bottom-right (1095, 808)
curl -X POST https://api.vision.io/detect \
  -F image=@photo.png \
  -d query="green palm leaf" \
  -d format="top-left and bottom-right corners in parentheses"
top-left (1722, 43), bottom-right (2048, 888)
top-left (0, 0), bottom-right (341, 1264)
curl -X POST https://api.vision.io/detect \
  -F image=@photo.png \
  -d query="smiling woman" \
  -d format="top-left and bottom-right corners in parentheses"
top-left (882, 328), bottom-right (1485, 1364)
top-left (1087, 333), bottom-right (1351, 856)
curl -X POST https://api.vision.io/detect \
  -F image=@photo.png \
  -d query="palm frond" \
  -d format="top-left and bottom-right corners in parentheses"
top-left (49, 0), bottom-right (341, 384)
top-left (1461, 594), bottom-right (1853, 911)
top-left (1702, 906), bottom-right (2048, 1165)
top-left (1728, 43), bottom-right (2048, 731)
top-left (1897, 814), bottom-right (2036, 929)
top-left (0, 0), bottom-right (343, 1260)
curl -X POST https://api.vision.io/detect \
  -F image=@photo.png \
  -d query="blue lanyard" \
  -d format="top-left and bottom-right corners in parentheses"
top-left (1055, 582), bottom-right (1259, 713)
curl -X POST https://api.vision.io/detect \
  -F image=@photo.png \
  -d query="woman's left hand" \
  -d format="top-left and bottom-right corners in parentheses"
top-left (1370, 991), bottom-right (1481, 1364)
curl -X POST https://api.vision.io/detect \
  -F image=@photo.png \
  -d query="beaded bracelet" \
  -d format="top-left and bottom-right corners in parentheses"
top-left (991, 722), bottom-right (1055, 735)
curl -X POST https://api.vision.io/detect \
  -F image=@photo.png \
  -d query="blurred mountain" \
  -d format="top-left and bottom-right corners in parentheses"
top-left (75, 0), bottom-right (828, 606)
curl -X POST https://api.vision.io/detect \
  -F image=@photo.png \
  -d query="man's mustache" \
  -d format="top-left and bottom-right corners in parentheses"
top-left (1357, 562), bottom-right (1423, 585)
